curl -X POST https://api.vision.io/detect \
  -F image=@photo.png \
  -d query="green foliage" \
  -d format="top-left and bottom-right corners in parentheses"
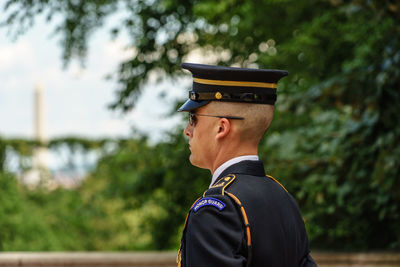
top-left (0, 139), bottom-right (6, 171)
top-left (0, 172), bottom-right (84, 250)
top-left (1, 0), bottom-right (400, 251)
top-left (0, 172), bottom-right (23, 250)
top-left (81, 132), bottom-right (208, 250)
top-left (0, 134), bottom-right (209, 251)
top-left (258, 1), bottom-right (400, 250)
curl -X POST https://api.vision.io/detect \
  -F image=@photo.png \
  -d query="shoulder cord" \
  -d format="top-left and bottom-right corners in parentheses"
top-left (177, 175), bottom-right (236, 266)
top-left (225, 191), bottom-right (252, 267)
top-left (222, 175), bottom-right (288, 267)
top-left (177, 194), bottom-right (252, 267)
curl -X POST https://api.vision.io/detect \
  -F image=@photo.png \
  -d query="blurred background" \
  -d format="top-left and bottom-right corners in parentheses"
top-left (0, 0), bottom-right (399, 253)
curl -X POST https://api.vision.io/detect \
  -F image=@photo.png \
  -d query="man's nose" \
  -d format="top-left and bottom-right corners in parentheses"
top-left (184, 123), bottom-right (193, 138)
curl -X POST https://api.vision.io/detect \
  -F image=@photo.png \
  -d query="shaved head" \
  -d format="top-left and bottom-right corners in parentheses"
top-left (205, 101), bottom-right (274, 146)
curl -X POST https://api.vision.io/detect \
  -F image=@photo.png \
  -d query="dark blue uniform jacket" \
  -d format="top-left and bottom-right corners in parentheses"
top-left (178, 160), bottom-right (317, 267)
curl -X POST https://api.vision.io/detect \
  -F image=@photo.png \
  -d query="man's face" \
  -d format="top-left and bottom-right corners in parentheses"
top-left (183, 105), bottom-right (217, 170)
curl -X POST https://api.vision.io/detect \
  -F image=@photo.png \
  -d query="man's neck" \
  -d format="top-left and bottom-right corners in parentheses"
top-left (210, 155), bottom-right (259, 187)
top-left (210, 145), bottom-right (258, 175)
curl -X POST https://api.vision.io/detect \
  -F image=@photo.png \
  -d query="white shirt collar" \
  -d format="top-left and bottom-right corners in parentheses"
top-left (210, 155), bottom-right (259, 188)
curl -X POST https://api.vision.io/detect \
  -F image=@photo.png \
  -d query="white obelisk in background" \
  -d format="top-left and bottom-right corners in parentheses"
top-left (23, 82), bottom-right (50, 186)
top-left (33, 82), bottom-right (48, 170)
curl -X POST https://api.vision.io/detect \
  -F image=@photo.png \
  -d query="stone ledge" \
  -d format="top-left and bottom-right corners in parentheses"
top-left (0, 251), bottom-right (399, 267)
top-left (314, 252), bottom-right (400, 266)
top-left (0, 252), bottom-right (176, 267)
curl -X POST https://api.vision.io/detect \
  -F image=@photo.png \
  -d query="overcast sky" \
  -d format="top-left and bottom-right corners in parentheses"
top-left (0, 14), bottom-right (188, 142)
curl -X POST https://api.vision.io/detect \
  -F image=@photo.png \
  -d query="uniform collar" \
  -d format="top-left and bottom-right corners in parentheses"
top-left (210, 155), bottom-right (261, 188)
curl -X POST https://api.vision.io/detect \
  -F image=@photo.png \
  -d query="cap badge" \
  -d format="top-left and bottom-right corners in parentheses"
top-left (190, 92), bottom-right (198, 100)
top-left (215, 92), bottom-right (223, 100)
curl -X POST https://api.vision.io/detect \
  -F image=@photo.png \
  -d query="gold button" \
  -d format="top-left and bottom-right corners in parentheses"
top-left (215, 92), bottom-right (222, 99)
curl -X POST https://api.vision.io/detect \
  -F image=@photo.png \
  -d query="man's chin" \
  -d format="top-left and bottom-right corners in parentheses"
top-left (189, 154), bottom-right (197, 166)
top-left (189, 155), bottom-right (201, 168)
top-left (189, 155), bottom-right (208, 170)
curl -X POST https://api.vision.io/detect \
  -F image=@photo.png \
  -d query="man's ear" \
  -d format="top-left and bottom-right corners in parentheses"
top-left (216, 118), bottom-right (231, 140)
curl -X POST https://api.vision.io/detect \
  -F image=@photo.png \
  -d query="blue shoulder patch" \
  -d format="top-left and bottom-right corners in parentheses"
top-left (193, 197), bottom-right (226, 212)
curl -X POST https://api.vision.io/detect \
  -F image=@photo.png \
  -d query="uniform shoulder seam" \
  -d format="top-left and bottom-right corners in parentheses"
top-left (266, 174), bottom-right (288, 192)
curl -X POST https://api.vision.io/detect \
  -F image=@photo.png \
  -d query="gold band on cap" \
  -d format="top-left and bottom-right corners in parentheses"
top-left (194, 78), bottom-right (277, 89)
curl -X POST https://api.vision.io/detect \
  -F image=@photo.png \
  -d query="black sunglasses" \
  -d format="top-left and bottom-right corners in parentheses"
top-left (189, 112), bottom-right (244, 126)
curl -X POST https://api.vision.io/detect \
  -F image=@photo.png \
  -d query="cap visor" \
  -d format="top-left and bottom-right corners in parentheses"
top-left (178, 99), bottom-right (210, 112)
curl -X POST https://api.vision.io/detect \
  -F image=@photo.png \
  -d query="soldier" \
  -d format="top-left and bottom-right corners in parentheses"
top-left (177, 63), bottom-right (317, 267)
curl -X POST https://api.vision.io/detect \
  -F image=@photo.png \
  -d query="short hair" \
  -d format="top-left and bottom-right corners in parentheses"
top-left (206, 101), bottom-right (274, 145)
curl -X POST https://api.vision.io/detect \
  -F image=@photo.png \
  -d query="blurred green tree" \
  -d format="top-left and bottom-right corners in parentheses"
top-left (0, 172), bottom-right (72, 250)
top-left (80, 132), bottom-right (209, 250)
